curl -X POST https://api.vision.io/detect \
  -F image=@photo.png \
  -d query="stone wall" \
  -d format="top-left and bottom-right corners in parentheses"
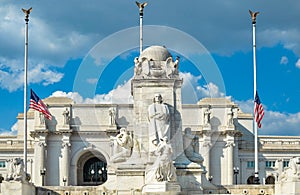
top-left (33, 184), bottom-right (274, 195)
top-left (203, 185), bottom-right (274, 195)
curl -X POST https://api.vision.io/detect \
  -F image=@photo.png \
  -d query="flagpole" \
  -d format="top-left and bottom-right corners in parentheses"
top-left (22, 7), bottom-right (32, 174)
top-left (250, 10), bottom-right (260, 184)
top-left (136, 1), bottom-right (148, 55)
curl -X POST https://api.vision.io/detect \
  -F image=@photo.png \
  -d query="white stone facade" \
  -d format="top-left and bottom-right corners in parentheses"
top-left (0, 46), bottom-right (298, 194)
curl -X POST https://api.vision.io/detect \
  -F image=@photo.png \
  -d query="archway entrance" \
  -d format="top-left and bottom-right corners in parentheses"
top-left (247, 176), bottom-right (255, 184)
top-left (265, 175), bottom-right (275, 184)
top-left (83, 157), bottom-right (107, 184)
top-left (77, 151), bottom-right (107, 186)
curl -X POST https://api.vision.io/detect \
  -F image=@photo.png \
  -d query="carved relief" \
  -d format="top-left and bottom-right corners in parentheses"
top-left (134, 55), bottom-right (180, 79)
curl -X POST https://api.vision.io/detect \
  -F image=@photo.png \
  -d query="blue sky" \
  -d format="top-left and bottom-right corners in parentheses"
top-left (0, 0), bottom-right (300, 135)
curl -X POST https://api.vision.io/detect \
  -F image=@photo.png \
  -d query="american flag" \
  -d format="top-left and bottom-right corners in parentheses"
top-left (254, 91), bottom-right (264, 128)
top-left (30, 89), bottom-right (52, 120)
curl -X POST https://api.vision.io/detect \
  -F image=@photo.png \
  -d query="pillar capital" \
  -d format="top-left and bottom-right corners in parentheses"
top-left (62, 142), bottom-right (71, 148)
top-left (38, 142), bottom-right (47, 147)
top-left (225, 141), bottom-right (235, 148)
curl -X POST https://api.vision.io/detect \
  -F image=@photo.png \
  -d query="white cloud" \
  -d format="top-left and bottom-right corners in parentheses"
top-left (280, 56), bottom-right (288, 65)
top-left (2, 1), bottom-right (300, 68)
top-left (29, 64), bottom-right (64, 86)
top-left (50, 80), bottom-right (133, 104)
top-left (53, 72), bottom-right (226, 105)
top-left (181, 72), bottom-right (202, 87)
top-left (295, 59), bottom-right (300, 69)
top-left (2, 1), bottom-right (300, 93)
top-left (0, 122), bottom-right (18, 136)
top-left (0, 63), bottom-right (63, 92)
top-left (50, 91), bottom-right (84, 104)
top-left (196, 82), bottom-right (225, 98)
top-left (0, 4), bottom-right (98, 67)
top-left (263, 111), bottom-right (300, 135)
top-left (52, 73), bottom-right (226, 105)
top-left (235, 99), bottom-right (254, 114)
top-left (235, 98), bottom-right (300, 136)
top-left (180, 72), bottom-right (227, 104)
top-left (82, 81), bottom-right (133, 104)
top-left (0, 4), bottom-right (97, 92)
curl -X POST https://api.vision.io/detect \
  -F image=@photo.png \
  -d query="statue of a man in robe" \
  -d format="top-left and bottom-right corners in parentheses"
top-left (148, 94), bottom-right (170, 153)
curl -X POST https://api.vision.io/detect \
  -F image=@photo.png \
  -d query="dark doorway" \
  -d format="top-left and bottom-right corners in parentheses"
top-left (265, 176), bottom-right (275, 184)
top-left (83, 157), bottom-right (107, 185)
top-left (247, 176), bottom-right (255, 184)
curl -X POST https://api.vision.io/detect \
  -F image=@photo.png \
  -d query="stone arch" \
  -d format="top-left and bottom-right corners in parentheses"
top-left (70, 146), bottom-right (110, 185)
top-left (73, 148), bottom-right (109, 186)
top-left (71, 146), bottom-right (110, 167)
top-left (265, 175), bottom-right (275, 184)
top-left (247, 175), bottom-right (255, 184)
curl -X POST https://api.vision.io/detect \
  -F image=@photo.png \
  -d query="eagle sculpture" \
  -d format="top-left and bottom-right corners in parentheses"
top-left (22, 7), bottom-right (33, 16)
top-left (136, 1), bottom-right (148, 14)
top-left (249, 10), bottom-right (259, 23)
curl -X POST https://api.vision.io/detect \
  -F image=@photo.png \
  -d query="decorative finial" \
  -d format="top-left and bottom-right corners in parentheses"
top-left (249, 10), bottom-right (259, 24)
top-left (136, 1), bottom-right (148, 16)
top-left (22, 7), bottom-right (32, 21)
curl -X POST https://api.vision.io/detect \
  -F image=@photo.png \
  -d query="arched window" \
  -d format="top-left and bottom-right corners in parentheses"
top-left (247, 176), bottom-right (255, 184)
top-left (265, 175), bottom-right (275, 184)
top-left (83, 157), bottom-right (107, 185)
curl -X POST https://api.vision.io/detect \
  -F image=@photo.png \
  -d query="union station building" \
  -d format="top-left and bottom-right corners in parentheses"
top-left (0, 46), bottom-right (299, 194)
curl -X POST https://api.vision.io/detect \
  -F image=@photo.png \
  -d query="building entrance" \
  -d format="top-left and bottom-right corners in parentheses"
top-left (83, 157), bottom-right (107, 185)
top-left (77, 151), bottom-right (107, 186)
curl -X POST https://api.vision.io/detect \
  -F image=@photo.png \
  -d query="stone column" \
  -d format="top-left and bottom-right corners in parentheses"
top-left (39, 142), bottom-right (46, 171)
top-left (27, 159), bottom-right (33, 179)
top-left (60, 133), bottom-right (71, 186)
top-left (201, 132), bottom-right (212, 177)
top-left (32, 131), bottom-right (48, 186)
top-left (225, 140), bottom-right (235, 185)
top-left (38, 142), bottom-right (47, 185)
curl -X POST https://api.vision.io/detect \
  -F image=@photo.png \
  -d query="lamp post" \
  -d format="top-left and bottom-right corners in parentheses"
top-left (233, 167), bottom-right (239, 185)
top-left (91, 169), bottom-right (95, 182)
top-left (98, 169), bottom-right (102, 183)
top-left (40, 168), bottom-right (46, 186)
top-left (208, 175), bottom-right (213, 183)
top-left (63, 177), bottom-right (67, 186)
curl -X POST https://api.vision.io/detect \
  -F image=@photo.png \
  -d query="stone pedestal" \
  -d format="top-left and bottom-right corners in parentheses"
top-left (1, 181), bottom-right (36, 195)
top-left (115, 164), bottom-right (146, 191)
top-left (176, 162), bottom-right (217, 194)
top-left (276, 180), bottom-right (300, 195)
top-left (142, 181), bottom-right (181, 195)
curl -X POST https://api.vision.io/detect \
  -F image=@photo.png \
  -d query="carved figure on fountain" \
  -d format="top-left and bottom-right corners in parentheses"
top-left (134, 45), bottom-right (180, 79)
